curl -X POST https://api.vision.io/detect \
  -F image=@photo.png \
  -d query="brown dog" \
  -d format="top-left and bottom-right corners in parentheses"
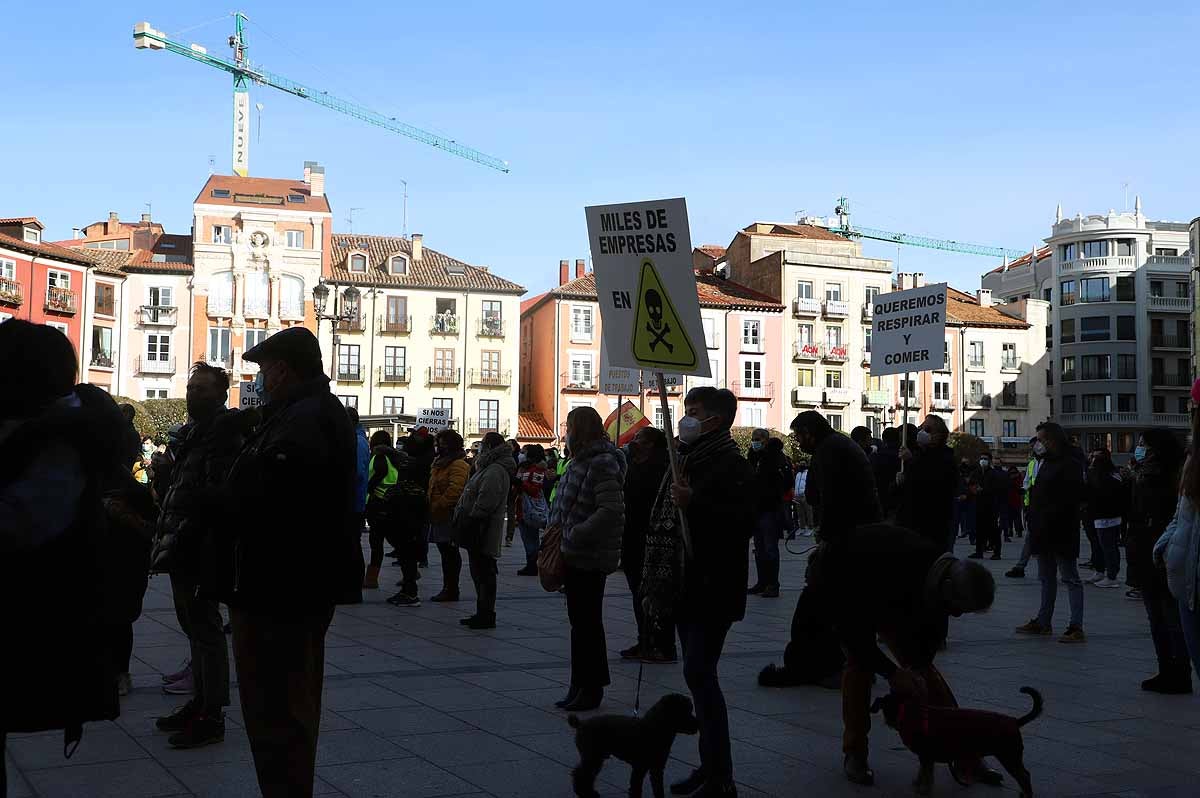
top-left (871, 686), bottom-right (1042, 797)
top-left (567, 693), bottom-right (699, 798)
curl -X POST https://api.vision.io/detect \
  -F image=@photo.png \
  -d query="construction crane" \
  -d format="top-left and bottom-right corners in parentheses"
top-left (133, 13), bottom-right (509, 176)
top-left (823, 196), bottom-right (1026, 260)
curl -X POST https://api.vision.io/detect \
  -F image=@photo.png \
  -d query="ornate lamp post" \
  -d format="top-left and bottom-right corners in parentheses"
top-left (313, 280), bottom-right (361, 379)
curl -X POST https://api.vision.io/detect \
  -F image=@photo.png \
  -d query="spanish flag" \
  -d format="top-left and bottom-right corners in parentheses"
top-left (604, 401), bottom-right (650, 447)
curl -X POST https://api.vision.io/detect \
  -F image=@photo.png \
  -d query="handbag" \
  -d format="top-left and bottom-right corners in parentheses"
top-left (522, 492), bottom-right (549, 529)
top-left (538, 524), bottom-right (566, 592)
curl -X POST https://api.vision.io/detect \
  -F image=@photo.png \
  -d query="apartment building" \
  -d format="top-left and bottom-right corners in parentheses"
top-left (519, 259), bottom-right (785, 443)
top-left (981, 200), bottom-right (1192, 459)
top-left (323, 233), bottom-right (524, 441)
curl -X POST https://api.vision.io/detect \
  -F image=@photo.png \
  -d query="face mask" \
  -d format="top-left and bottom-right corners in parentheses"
top-left (915, 430), bottom-right (932, 447)
top-left (750, 440), bottom-right (764, 452)
top-left (979, 459), bottom-right (990, 469)
top-left (518, 453), bottom-right (527, 464)
top-left (678, 415), bottom-right (704, 445)
top-left (142, 443), bottom-right (154, 455)
top-left (1133, 446), bottom-right (1147, 463)
top-left (1032, 441), bottom-right (1046, 458)
top-left (253, 369), bottom-right (270, 405)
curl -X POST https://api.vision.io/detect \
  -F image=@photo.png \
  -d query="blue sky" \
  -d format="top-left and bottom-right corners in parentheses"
top-left (4, 1), bottom-right (1199, 296)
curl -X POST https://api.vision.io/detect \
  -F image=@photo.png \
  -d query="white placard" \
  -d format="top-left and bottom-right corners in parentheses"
top-left (416, 407), bottom-right (452, 430)
top-left (870, 283), bottom-right (948, 376)
top-left (599, 340), bottom-right (641, 395)
top-left (239, 379), bottom-right (265, 410)
top-left (585, 198), bottom-right (710, 377)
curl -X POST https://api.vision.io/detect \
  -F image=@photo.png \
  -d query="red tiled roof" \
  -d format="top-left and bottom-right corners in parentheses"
top-left (946, 296), bottom-right (1029, 329)
top-left (533, 271), bottom-right (783, 313)
top-left (520, 292), bottom-right (547, 315)
top-left (518, 412), bottom-right (556, 441)
top-left (328, 234), bottom-right (524, 293)
top-left (194, 175), bottom-right (332, 215)
top-left (741, 222), bottom-right (848, 242)
top-left (66, 246), bottom-right (193, 275)
top-left (0, 232), bottom-right (94, 266)
top-left (947, 286), bottom-right (976, 303)
top-left (0, 217), bottom-right (43, 228)
top-left (696, 244), bottom-right (727, 259)
top-left (985, 246), bottom-right (1051, 275)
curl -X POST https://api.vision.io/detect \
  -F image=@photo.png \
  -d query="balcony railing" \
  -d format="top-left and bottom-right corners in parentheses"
top-left (90, 351), bottom-right (114, 368)
top-left (1151, 335), bottom-right (1190, 349)
top-left (861, 302), bottom-right (874, 321)
top-left (1001, 357), bottom-right (1020, 371)
top-left (207, 296), bottom-right (233, 316)
top-left (279, 301), bottom-right (304, 321)
top-left (823, 299), bottom-right (849, 318)
top-left (862, 389), bottom-right (889, 409)
top-left (1147, 255), bottom-right (1192, 268)
top-left (792, 297), bottom-right (821, 316)
top-left (336, 315), bottom-right (365, 333)
top-left (966, 394), bottom-right (991, 409)
top-left (465, 419), bottom-right (509, 437)
top-left (822, 343), bottom-right (850, 363)
top-left (999, 393), bottom-right (1029, 409)
top-left (1152, 413), bottom-right (1190, 427)
top-left (1058, 255), bottom-right (1135, 275)
top-left (791, 386), bottom-right (823, 406)
top-left (1117, 412), bottom-right (1140, 424)
top-left (823, 387), bottom-right (852, 406)
top-left (1152, 373), bottom-right (1192, 388)
top-left (431, 314), bottom-right (460, 335)
top-left (793, 341), bottom-right (821, 361)
top-left (561, 371), bottom-right (597, 392)
top-left (428, 366), bottom-right (462, 386)
top-left (932, 397), bottom-right (955, 411)
top-left (336, 366), bottom-right (364, 382)
top-left (138, 305), bottom-right (178, 326)
top-left (731, 380), bottom-right (775, 401)
top-left (470, 369), bottom-right (512, 388)
top-left (0, 277), bottom-right (22, 306)
top-left (377, 365), bottom-right (411, 384)
top-left (378, 315), bottom-right (412, 335)
top-left (136, 355), bottom-right (175, 375)
top-left (45, 286), bottom-right (77, 314)
top-left (966, 358), bottom-right (985, 371)
top-left (897, 392), bottom-right (923, 409)
top-left (1149, 296), bottom-right (1190, 312)
top-left (478, 317), bottom-right (505, 338)
top-left (244, 302), bottom-right (270, 319)
top-left (206, 353), bottom-right (233, 370)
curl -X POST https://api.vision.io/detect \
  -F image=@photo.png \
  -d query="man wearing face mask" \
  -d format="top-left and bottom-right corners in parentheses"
top-left (217, 327), bottom-right (361, 798)
top-left (969, 452), bottom-right (1006, 560)
top-left (747, 428), bottom-right (790, 598)
top-left (790, 411), bottom-right (881, 544)
top-left (895, 415), bottom-right (959, 551)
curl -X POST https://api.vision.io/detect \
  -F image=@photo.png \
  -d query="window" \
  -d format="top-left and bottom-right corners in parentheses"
top-left (1001, 343), bottom-right (1017, 369)
top-left (1079, 277), bottom-right (1110, 303)
top-left (1153, 395), bottom-right (1166, 413)
top-left (147, 333), bottom-right (171, 362)
top-left (1080, 317), bottom-right (1110, 342)
top-left (825, 283), bottom-right (842, 301)
top-left (1082, 240), bottom-right (1108, 259)
top-left (827, 414), bottom-right (843, 432)
top-left (207, 327), bottom-right (229, 365)
top-left (797, 323), bottom-right (814, 343)
top-left (1059, 280), bottom-right (1076, 305)
top-left (23, 227), bottom-right (39, 243)
top-left (1114, 239), bottom-right (1134, 257)
top-left (287, 194), bottom-right (306, 203)
top-left (1082, 394), bottom-right (1111, 413)
top-left (968, 379), bottom-right (984, 400)
top-left (742, 405), bottom-right (765, 428)
top-left (1177, 281), bottom-right (1190, 299)
top-left (570, 305), bottom-right (594, 342)
top-left (244, 272), bottom-right (269, 317)
top-left (279, 276), bottom-right (303, 318)
top-left (796, 280), bottom-right (813, 299)
top-left (1003, 420), bottom-right (1017, 438)
top-left (743, 360), bottom-right (763, 389)
top-left (385, 296), bottom-right (408, 329)
top-left (864, 286), bottom-right (880, 305)
top-left (211, 188), bottom-right (231, 198)
top-left (245, 328), bottom-right (269, 350)
top-left (742, 319), bottom-right (762, 349)
top-left (48, 270), bottom-right (70, 289)
top-left (797, 368), bottom-right (815, 387)
top-left (482, 350), bottom-right (501, 380)
top-left (90, 326), bottom-right (113, 367)
top-left (702, 317), bottom-right (716, 348)
top-left (825, 369), bottom-right (842, 389)
top-left (864, 327), bottom-right (872, 353)
top-left (482, 300), bottom-right (502, 335)
top-left (1043, 287), bottom-right (1053, 303)
top-left (826, 326), bottom-right (843, 347)
top-left (338, 344), bottom-right (361, 380)
top-left (338, 395), bottom-right (359, 409)
top-left (1062, 395), bottom-right (1077, 413)
top-left (942, 341), bottom-right (950, 370)
top-left (969, 419), bottom-right (985, 437)
top-left (83, 239), bottom-right (130, 250)
top-left (968, 341), bottom-right (984, 368)
top-left (434, 348), bottom-right (456, 381)
top-left (1060, 243), bottom-right (1076, 262)
top-left (1081, 354), bottom-right (1110, 380)
top-left (1156, 247), bottom-right (1179, 257)
top-left (1116, 316), bottom-right (1136, 340)
top-left (209, 272), bottom-right (234, 314)
top-left (432, 397), bottom-right (453, 419)
top-left (145, 389), bottom-right (168, 400)
top-left (384, 346), bottom-right (406, 379)
top-left (382, 397), bottom-right (404, 415)
top-left (349, 253), bottom-right (367, 272)
top-left (903, 378), bottom-right (919, 398)
top-left (212, 225), bottom-right (232, 244)
top-left (389, 255), bottom-right (408, 275)
top-left (654, 406), bottom-right (673, 431)
top-left (1112, 276), bottom-right (1134, 303)
top-left (0, 257), bottom-right (13, 279)
top-left (934, 380), bottom-right (951, 401)
top-left (478, 400), bottom-right (500, 432)
top-left (1061, 356), bottom-right (1076, 381)
top-left (148, 285), bottom-right (173, 309)
top-left (1152, 357), bottom-right (1165, 381)
top-left (1150, 280), bottom-right (1164, 297)
top-left (1118, 394), bottom-right (1137, 412)
top-left (94, 283), bottom-right (115, 316)
top-left (1117, 355), bottom-right (1137, 380)
top-left (569, 354), bottom-right (593, 388)
top-left (1061, 318), bottom-right (1075, 343)
top-left (285, 230), bottom-right (305, 248)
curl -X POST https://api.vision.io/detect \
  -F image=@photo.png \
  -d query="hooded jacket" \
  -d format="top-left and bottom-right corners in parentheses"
top-left (453, 443), bottom-right (516, 558)
top-left (428, 452), bottom-right (470, 524)
top-left (552, 438), bottom-right (627, 573)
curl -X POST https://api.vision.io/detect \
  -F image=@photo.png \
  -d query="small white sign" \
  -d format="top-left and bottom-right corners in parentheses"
top-left (870, 283), bottom-right (949, 376)
top-left (599, 340), bottom-right (640, 395)
top-left (586, 198), bottom-right (709, 377)
top-left (416, 407), bottom-right (452, 430)
top-left (239, 379), bottom-right (265, 410)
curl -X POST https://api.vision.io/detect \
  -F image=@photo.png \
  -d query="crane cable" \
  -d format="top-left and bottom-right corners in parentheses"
top-left (169, 13), bottom-right (236, 39)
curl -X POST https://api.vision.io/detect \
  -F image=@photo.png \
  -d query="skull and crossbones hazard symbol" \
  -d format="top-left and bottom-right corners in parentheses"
top-left (629, 258), bottom-right (697, 369)
top-left (643, 289), bottom-right (673, 353)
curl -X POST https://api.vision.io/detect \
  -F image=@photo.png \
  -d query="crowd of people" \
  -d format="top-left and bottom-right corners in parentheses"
top-left (6, 313), bottom-right (1200, 797)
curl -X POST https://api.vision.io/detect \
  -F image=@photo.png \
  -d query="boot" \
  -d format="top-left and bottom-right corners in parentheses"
top-left (362, 564), bottom-right (381, 589)
top-left (517, 555), bottom-right (538, 577)
top-left (1143, 665), bottom-right (1193, 694)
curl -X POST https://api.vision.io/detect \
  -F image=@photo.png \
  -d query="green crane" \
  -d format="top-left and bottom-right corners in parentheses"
top-left (826, 196), bottom-right (1026, 260)
top-left (133, 13), bottom-right (510, 176)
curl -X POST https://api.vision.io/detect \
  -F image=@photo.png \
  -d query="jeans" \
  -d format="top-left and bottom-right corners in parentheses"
top-left (565, 566), bottom-right (610, 690)
top-left (518, 521), bottom-right (541, 563)
top-left (1097, 527), bottom-right (1121, 580)
top-left (1036, 553), bottom-right (1084, 629)
top-left (1016, 535), bottom-right (1032, 569)
top-left (752, 511), bottom-right (782, 588)
top-left (794, 498), bottom-right (814, 530)
top-left (679, 620), bottom-right (734, 784)
top-left (468, 550), bottom-right (498, 620)
top-left (1177, 600), bottom-right (1200, 681)
top-left (170, 574), bottom-right (230, 714)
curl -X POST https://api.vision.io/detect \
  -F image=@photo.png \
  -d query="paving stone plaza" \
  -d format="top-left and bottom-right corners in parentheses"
top-left (6, 539), bottom-right (1200, 797)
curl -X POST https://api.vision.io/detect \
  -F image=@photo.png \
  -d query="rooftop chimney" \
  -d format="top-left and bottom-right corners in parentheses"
top-left (559, 259), bottom-right (569, 285)
top-left (411, 233), bottom-right (423, 262)
top-left (303, 160), bottom-right (316, 184)
top-left (71, 227), bottom-right (82, 239)
top-left (309, 165), bottom-right (325, 198)
top-left (140, 213), bottom-right (152, 223)
top-left (977, 288), bottom-right (993, 307)
top-left (575, 259), bottom-right (586, 279)
top-left (913, 272), bottom-right (925, 288)
top-left (106, 211), bottom-right (119, 235)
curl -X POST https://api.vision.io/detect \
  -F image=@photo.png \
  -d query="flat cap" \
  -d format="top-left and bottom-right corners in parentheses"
top-left (243, 326), bottom-right (322, 367)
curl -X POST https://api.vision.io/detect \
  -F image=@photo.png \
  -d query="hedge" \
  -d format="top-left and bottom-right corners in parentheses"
top-left (111, 396), bottom-right (189, 442)
top-left (730, 426), bottom-right (809, 465)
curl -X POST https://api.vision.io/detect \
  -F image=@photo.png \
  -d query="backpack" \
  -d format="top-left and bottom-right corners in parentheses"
top-left (522, 492), bottom-right (549, 529)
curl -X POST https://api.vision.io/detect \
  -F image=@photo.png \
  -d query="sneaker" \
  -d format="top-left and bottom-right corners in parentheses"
top-left (1095, 577), bottom-right (1120, 588)
top-left (162, 660), bottom-right (191, 685)
top-left (1015, 619), bottom-right (1052, 635)
top-left (459, 615), bottom-right (477, 625)
top-left (1059, 625), bottom-right (1087, 643)
top-left (163, 669), bottom-right (194, 695)
top-left (620, 644), bottom-right (642, 660)
top-left (168, 714), bottom-right (225, 749)
top-left (156, 699), bottom-right (200, 732)
top-left (386, 592), bottom-right (421, 607)
top-left (117, 672), bottom-right (132, 696)
top-left (1005, 567), bottom-right (1025, 578)
top-left (430, 590), bottom-right (460, 602)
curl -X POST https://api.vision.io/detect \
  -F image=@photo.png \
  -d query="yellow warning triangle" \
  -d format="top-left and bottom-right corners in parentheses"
top-left (631, 258), bottom-right (698, 369)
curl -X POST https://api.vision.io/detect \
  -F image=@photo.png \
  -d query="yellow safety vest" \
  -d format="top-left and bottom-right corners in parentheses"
top-left (370, 453), bottom-right (398, 500)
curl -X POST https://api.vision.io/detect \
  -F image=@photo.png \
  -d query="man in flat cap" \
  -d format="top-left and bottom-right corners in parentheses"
top-left (215, 327), bottom-right (361, 798)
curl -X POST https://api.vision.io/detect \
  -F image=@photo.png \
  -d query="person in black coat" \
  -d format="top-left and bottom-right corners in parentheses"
top-left (870, 427), bottom-right (902, 518)
top-left (895, 415), bottom-right (959, 552)
top-left (747, 431), bottom-right (792, 598)
top-left (791, 411), bottom-right (882, 544)
top-left (620, 426), bottom-right (672, 662)
top-left (970, 452), bottom-right (1007, 560)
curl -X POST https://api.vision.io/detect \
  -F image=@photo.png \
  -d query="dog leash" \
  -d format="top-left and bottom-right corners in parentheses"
top-left (633, 662), bottom-right (644, 718)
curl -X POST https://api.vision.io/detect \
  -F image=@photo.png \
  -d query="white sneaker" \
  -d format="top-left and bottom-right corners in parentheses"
top-left (1095, 578), bottom-right (1121, 588)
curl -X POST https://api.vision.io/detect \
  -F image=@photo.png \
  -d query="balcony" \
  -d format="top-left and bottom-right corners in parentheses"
top-left (862, 389), bottom-right (889, 409)
top-left (966, 358), bottom-right (985, 373)
top-left (206, 353), bottom-right (232, 370)
top-left (207, 296), bottom-right (233, 316)
top-left (1152, 413), bottom-right (1190, 427)
top-left (336, 366), bottom-right (364, 382)
top-left (897, 392), bottom-right (923, 409)
top-left (1000, 436), bottom-right (1029, 447)
top-left (89, 351), bottom-right (114, 369)
top-left (793, 341), bottom-right (821, 361)
top-left (470, 369), bottom-right (512, 388)
top-left (428, 366), bottom-right (462, 386)
top-left (966, 394), bottom-right (991, 409)
top-left (1057, 256), bottom-right (1135, 275)
top-left (138, 305), bottom-right (178, 326)
top-left (1147, 255), bottom-right (1192, 268)
top-left (1001, 358), bottom-right (1020, 372)
top-left (822, 343), bottom-right (850, 363)
top-left (136, 355), bottom-right (175, 375)
top-left (378, 315), bottom-right (412, 335)
top-left (999, 393), bottom-right (1029, 409)
top-left (1152, 334), bottom-right (1190, 349)
top-left (431, 314), bottom-right (460, 335)
top-left (791, 386), bottom-right (823, 406)
top-left (823, 299), bottom-right (850, 318)
top-left (478, 317), bottom-right (505, 338)
top-left (732, 380), bottom-right (775, 401)
top-left (792, 297), bottom-right (821, 317)
top-left (45, 286), bottom-right (77, 314)
top-left (978, 435), bottom-right (996, 445)
top-left (465, 419), bottom-right (509, 437)
top-left (1149, 295), bottom-right (1190, 312)
top-left (561, 371), bottom-right (598, 392)
top-left (377, 365), bottom-right (411, 385)
top-left (279, 301), bottom-right (304, 321)
top-left (244, 302), bottom-right (270, 320)
top-left (1117, 412), bottom-right (1140, 424)
top-left (823, 387), bottom-right (852, 406)
top-left (1152, 373), bottom-right (1191, 389)
top-left (336, 315), bottom-right (365, 333)
top-left (861, 302), bottom-right (873, 322)
top-left (932, 397), bottom-right (955, 411)
top-left (0, 277), bottom-right (23, 306)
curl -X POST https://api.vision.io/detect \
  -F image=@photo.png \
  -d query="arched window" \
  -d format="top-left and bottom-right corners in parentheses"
top-left (208, 272), bottom-right (234, 316)
top-left (279, 275), bottom-right (304, 319)
top-left (389, 255), bottom-right (408, 275)
top-left (349, 253), bottom-right (367, 272)
top-left (244, 272), bottom-right (269, 317)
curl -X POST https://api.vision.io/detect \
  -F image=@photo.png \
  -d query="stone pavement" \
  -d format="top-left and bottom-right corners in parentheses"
top-left (6, 536), bottom-right (1200, 797)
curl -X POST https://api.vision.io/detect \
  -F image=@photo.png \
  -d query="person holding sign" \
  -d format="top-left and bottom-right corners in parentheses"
top-left (894, 415), bottom-right (959, 552)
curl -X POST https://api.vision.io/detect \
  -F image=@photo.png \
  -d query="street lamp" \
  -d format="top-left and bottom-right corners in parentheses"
top-left (313, 280), bottom-right (362, 380)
